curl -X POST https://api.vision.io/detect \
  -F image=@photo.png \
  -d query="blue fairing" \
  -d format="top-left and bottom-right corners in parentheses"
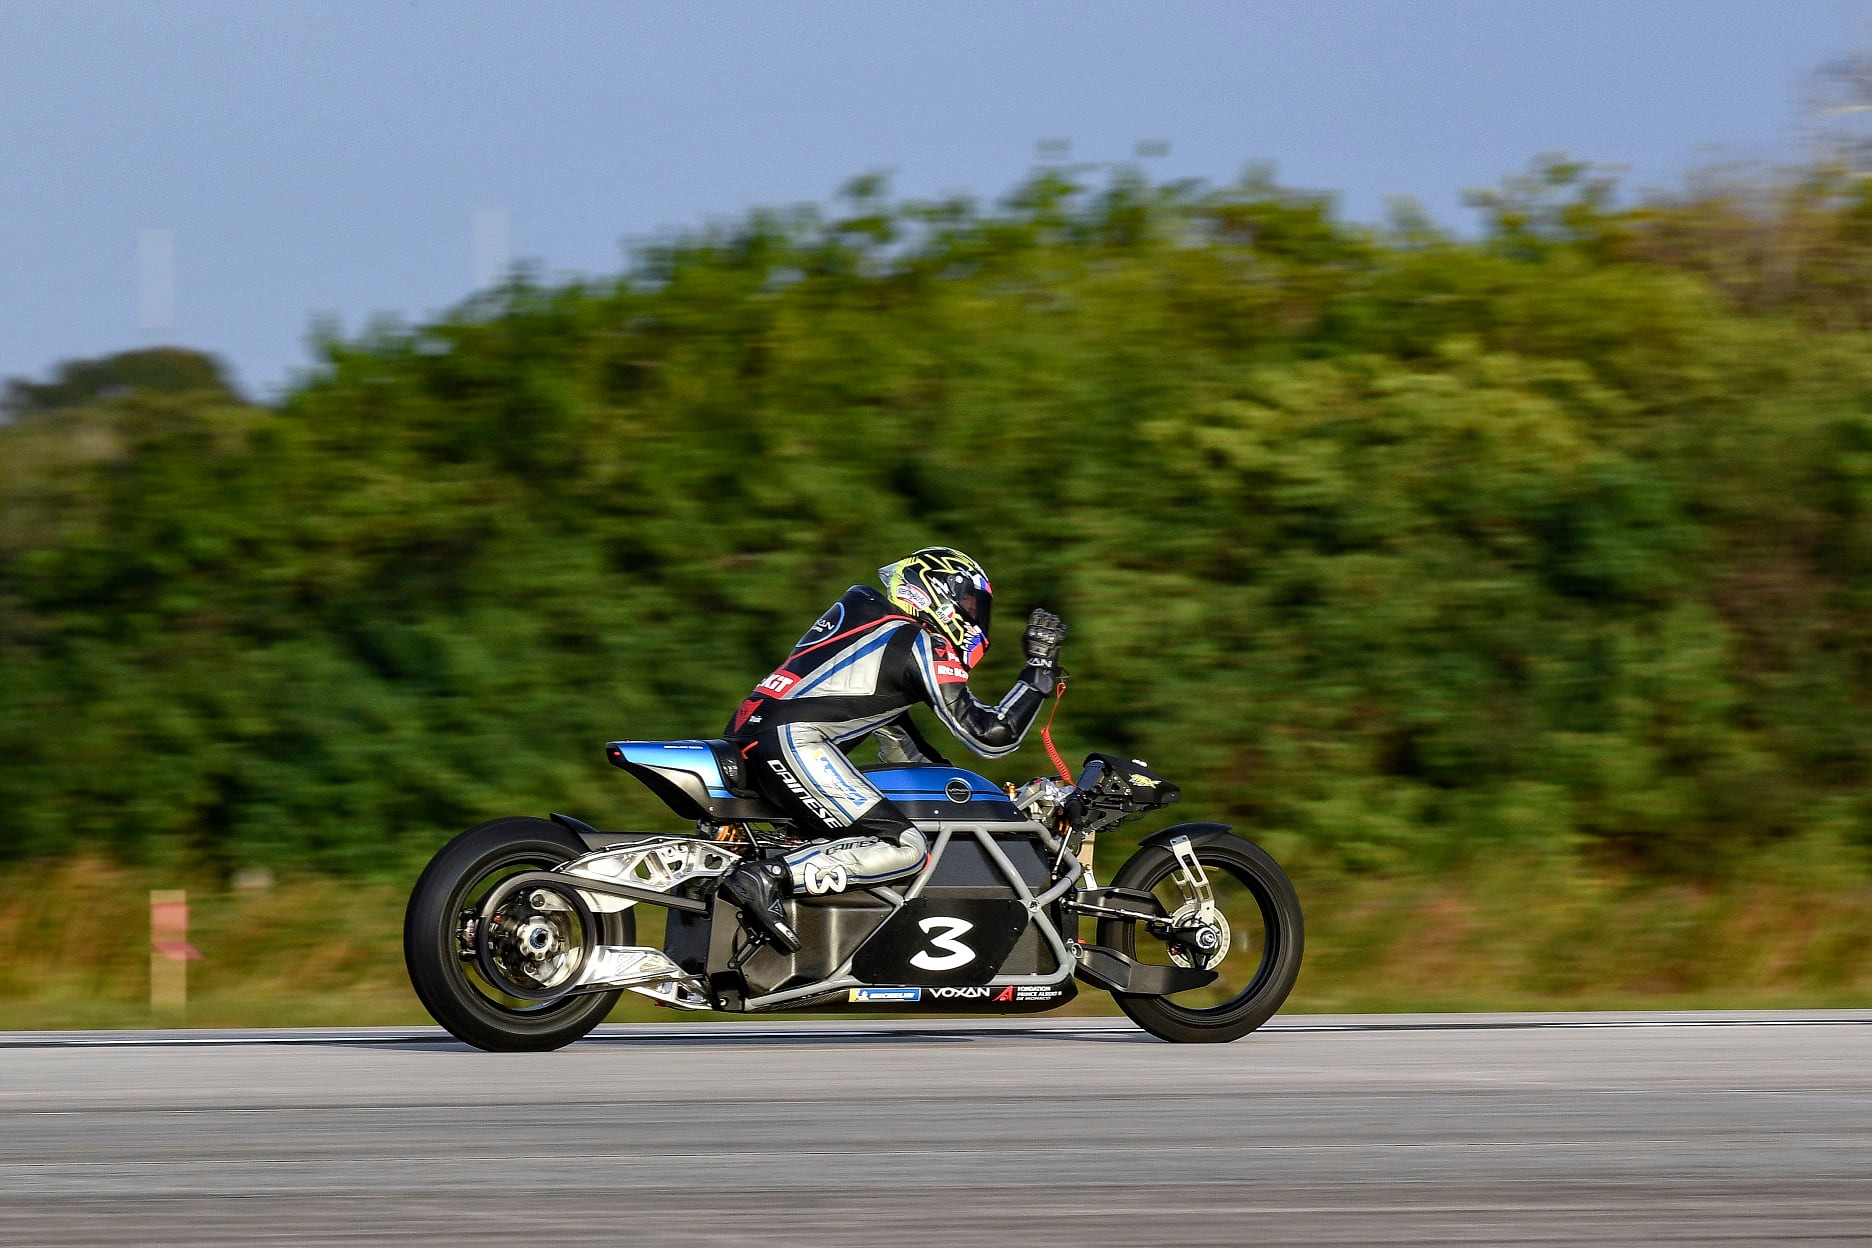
top-left (864, 765), bottom-right (1006, 804)
top-left (611, 740), bottom-right (734, 799)
top-left (606, 740), bottom-right (1012, 812)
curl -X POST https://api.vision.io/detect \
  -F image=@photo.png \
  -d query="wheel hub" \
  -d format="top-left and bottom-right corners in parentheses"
top-left (477, 891), bottom-right (586, 996)
top-left (1164, 900), bottom-right (1230, 972)
top-left (516, 919), bottom-right (560, 959)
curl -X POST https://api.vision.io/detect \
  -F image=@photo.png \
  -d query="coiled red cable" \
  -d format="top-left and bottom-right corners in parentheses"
top-left (1040, 679), bottom-right (1072, 784)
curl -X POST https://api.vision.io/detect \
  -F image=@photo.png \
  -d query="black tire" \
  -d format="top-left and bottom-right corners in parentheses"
top-left (1098, 833), bottom-right (1302, 1044)
top-left (404, 816), bottom-right (630, 1052)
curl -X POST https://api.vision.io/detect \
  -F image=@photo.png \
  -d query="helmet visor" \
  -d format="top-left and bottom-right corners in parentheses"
top-left (954, 577), bottom-right (991, 636)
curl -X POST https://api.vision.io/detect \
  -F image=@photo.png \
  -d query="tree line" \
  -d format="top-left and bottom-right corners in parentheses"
top-left (6, 158), bottom-right (1872, 879)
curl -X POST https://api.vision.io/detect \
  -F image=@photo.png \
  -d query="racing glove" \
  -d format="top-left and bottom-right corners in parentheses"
top-left (1022, 608), bottom-right (1067, 695)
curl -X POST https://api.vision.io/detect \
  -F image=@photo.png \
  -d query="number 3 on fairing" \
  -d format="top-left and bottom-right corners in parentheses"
top-left (908, 917), bottom-right (976, 970)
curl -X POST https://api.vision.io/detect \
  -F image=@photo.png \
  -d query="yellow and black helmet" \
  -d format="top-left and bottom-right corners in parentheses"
top-left (879, 546), bottom-right (993, 667)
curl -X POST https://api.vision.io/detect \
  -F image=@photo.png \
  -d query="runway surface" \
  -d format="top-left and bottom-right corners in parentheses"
top-left (1, 1011), bottom-right (1867, 1246)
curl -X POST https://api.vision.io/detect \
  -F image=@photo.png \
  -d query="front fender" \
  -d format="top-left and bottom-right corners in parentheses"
top-left (1136, 821), bottom-right (1235, 852)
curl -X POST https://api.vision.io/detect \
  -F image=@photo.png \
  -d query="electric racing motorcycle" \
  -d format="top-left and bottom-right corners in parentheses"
top-left (404, 730), bottom-right (1303, 1049)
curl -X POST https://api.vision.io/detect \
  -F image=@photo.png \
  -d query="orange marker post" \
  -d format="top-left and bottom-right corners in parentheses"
top-left (150, 890), bottom-right (202, 1021)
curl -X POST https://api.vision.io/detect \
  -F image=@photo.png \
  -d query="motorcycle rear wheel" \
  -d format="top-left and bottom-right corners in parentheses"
top-left (404, 816), bottom-right (630, 1052)
top-left (1099, 833), bottom-right (1303, 1043)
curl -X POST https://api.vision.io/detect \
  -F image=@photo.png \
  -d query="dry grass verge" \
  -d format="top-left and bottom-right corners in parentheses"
top-left (3, 853), bottom-right (1866, 1029)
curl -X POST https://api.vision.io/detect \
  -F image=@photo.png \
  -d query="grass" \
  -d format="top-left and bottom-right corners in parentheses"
top-left (2, 849), bottom-right (1867, 1030)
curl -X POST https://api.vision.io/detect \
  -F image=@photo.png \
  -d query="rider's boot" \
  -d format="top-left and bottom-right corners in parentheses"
top-left (718, 858), bottom-right (800, 953)
top-left (782, 830), bottom-right (930, 896)
top-left (720, 831), bottom-right (929, 952)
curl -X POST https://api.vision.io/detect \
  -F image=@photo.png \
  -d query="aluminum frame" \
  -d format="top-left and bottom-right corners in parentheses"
top-left (546, 819), bottom-right (1087, 1011)
top-left (558, 836), bottom-right (743, 912)
top-left (741, 819), bottom-right (1083, 1012)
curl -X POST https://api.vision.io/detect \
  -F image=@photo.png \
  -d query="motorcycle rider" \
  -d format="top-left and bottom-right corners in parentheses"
top-left (717, 547), bottom-right (1067, 951)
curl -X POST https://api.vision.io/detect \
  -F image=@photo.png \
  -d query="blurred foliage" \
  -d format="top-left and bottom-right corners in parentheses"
top-left (1, 346), bottom-right (239, 419)
top-left (7, 158), bottom-right (1872, 882)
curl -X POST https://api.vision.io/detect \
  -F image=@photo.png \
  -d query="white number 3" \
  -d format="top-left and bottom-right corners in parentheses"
top-left (909, 917), bottom-right (976, 971)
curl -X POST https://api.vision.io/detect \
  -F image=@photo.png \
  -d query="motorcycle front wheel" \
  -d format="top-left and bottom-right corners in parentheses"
top-left (1098, 833), bottom-right (1303, 1043)
top-left (404, 816), bottom-right (630, 1052)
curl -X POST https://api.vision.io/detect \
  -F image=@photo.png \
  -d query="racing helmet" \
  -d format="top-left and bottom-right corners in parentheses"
top-left (879, 546), bottom-right (993, 667)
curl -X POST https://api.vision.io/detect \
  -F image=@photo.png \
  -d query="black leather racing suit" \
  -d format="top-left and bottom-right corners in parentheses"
top-left (724, 585), bottom-right (1051, 888)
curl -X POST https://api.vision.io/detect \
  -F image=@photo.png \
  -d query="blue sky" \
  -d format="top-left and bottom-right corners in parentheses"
top-left (4, 0), bottom-right (1871, 398)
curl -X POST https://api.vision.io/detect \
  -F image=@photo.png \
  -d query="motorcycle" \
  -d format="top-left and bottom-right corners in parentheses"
top-left (404, 724), bottom-right (1303, 1050)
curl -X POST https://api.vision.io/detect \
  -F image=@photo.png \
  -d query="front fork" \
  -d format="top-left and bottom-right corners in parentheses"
top-left (1064, 834), bottom-right (1218, 928)
top-left (1161, 835), bottom-right (1227, 969)
top-left (1166, 835), bottom-right (1221, 928)
top-left (1065, 834), bottom-right (1225, 968)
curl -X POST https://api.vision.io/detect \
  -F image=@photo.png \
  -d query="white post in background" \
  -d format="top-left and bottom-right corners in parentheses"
top-left (150, 889), bottom-right (201, 1022)
top-left (137, 227), bottom-right (175, 339)
top-left (472, 207), bottom-right (509, 291)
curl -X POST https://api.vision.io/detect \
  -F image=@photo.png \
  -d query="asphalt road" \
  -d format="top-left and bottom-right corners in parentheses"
top-left (0, 1011), bottom-right (1867, 1246)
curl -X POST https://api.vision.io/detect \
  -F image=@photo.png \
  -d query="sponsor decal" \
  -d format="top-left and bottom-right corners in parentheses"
top-left (944, 777), bottom-right (973, 804)
top-left (730, 697), bottom-right (762, 731)
top-left (758, 671), bottom-right (800, 696)
top-left (796, 601), bottom-right (845, 649)
top-left (1012, 985), bottom-right (1066, 1003)
top-left (1129, 773), bottom-right (1158, 788)
top-left (800, 861), bottom-right (848, 896)
top-left (849, 987), bottom-right (922, 1003)
top-left (807, 752), bottom-right (876, 815)
top-left (767, 759), bottom-right (850, 829)
top-left (932, 662), bottom-right (969, 685)
top-left (994, 985), bottom-right (1015, 1003)
top-left (895, 583), bottom-right (932, 611)
top-left (908, 916), bottom-right (977, 971)
top-left (930, 986), bottom-right (993, 1000)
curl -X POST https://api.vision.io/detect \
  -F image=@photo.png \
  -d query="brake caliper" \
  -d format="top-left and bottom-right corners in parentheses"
top-left (456, 912), bottom-right (480, 959)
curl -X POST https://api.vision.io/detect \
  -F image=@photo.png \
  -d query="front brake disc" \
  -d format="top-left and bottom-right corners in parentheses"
top-left (1162, 900), bottom-right (1230, 972)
